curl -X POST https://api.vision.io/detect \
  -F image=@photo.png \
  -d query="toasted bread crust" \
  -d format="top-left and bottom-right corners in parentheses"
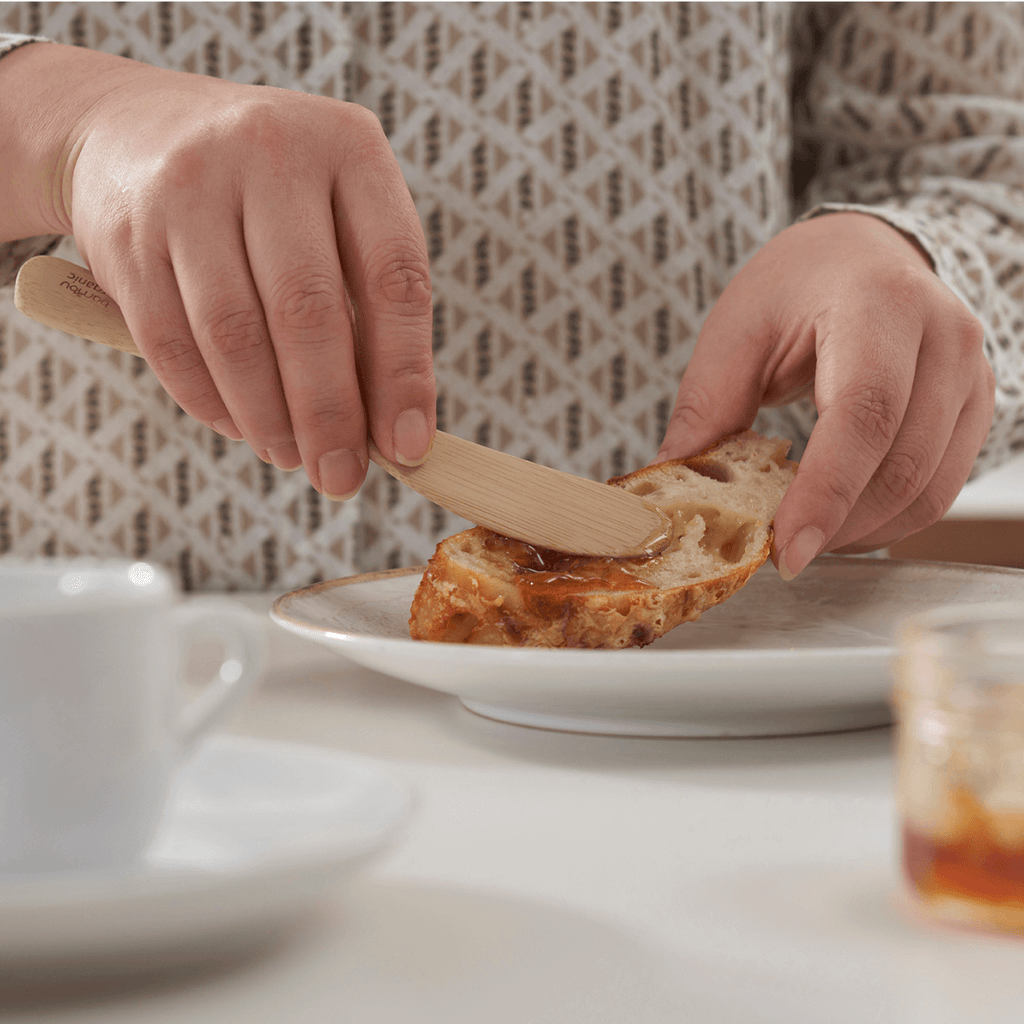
top-left (409, 431), bottom-right (797, 649)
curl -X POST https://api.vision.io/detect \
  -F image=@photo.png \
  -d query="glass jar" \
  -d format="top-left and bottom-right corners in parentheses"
top-left (893, 602), bottom-right (1024, 936)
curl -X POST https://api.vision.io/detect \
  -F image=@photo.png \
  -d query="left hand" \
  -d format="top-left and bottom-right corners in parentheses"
top-left (656, 212), bottom-right (996, 579)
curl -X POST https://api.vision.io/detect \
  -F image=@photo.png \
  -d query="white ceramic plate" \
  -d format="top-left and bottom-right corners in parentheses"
top-left (0, 736), bottom-right (411, 977)
top-left (272, 557), bottom-right (1024, 737)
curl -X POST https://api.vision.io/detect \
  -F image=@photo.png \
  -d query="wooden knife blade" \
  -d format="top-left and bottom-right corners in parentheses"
top-left (15, 255), bottom-right (670, 556)
top-left (367, 432), bottom-right (670, 556)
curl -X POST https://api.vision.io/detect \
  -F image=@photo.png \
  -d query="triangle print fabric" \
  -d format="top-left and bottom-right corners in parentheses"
top-left (1, 3), bottom-right (1023, 590)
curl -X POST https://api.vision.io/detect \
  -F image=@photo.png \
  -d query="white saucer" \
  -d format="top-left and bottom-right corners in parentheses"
top-left (271, 557), bottom-right (1024, 737)
top-left (0, 736), bottom-right (411, 976)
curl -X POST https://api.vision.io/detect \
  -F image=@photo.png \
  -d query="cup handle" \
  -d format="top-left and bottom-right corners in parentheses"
top-left (171, 599), bottom-right (266, 752)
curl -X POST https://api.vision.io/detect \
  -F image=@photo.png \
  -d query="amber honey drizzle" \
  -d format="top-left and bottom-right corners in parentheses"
top-left (483, 535), bottom-right (652, 595)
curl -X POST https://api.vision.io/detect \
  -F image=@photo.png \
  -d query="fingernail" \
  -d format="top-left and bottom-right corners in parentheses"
top-left (393, 408), bottom-right (431, 466)
top-left (778, 526), bottom-right (825, 582)
top-left (318, 448), bottom-right (366, 500)
top-left (213, 417), bottom-right (243, 441)
top-left (266, 441), bottom-right (302, 471)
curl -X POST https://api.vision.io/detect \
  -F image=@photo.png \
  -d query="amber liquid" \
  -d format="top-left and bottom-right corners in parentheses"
top-left (483, 535), bottom-right (652, 594)
top-left (479, 535), bottom-right (653, 633)
top-left (902, 788), bottom-right (1024, 932)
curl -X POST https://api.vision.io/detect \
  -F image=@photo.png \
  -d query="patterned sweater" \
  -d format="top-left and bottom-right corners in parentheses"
top-left (1, 3), bottom-right (1023, 590)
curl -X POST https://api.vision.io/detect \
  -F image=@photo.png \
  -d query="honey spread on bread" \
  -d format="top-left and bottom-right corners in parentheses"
top-left (409, 431), bottom-right (798, 649)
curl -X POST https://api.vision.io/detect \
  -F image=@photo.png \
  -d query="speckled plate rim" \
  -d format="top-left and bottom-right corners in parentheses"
top-left (270, 560), bottom-right (899, 663)
top-left (269, 556), bottom-right (1024, 663)
top-left (269, 558), bottom-right (1024, 736)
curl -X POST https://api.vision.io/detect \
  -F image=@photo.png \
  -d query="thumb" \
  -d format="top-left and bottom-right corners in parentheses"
top-left (655, 300), bottom-right (772, 462)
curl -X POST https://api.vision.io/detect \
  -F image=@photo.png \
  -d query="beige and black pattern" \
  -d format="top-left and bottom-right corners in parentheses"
top-left (0, 3), bottom-right (360, 590)
top-left (1, 3), bottom-right (1023, 590)
top-left (348, 2), bottom-right (792, 569)
top-left (794, 2), bottom-right (1024, 472)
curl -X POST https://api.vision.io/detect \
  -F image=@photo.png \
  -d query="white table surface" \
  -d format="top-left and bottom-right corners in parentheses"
top-left (4, 593), bottom-right (1024, 1024)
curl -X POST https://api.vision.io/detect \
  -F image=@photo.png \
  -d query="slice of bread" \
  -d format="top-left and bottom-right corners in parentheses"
top-left (408, 430), bottom-right (798, 648)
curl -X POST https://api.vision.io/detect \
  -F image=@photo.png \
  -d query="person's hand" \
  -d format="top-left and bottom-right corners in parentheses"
top-left (9, 43), bottom-right (435, 498)
top-left (656, 211), bottom-right (996, 579)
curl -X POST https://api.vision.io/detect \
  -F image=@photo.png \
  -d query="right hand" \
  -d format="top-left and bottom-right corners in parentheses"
top-left (42, 45), bottom-right (436, 498)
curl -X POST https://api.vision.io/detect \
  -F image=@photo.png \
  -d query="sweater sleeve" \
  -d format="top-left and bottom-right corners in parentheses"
top-left (0, 33), bottom-right (63, 288)
top-left (793, 1), bottom-right (1024, 475)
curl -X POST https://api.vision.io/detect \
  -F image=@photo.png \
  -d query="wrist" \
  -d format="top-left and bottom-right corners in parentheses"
top-left (0, 42), bottom-right (142, 243)
top-left (805, 209), bottom-right (934, 274)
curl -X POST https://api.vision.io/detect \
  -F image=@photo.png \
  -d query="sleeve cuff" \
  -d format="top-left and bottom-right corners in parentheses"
top-left (0, 34), bottom-right (50, 59)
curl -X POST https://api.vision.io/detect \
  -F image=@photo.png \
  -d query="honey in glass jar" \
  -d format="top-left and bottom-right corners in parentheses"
top-left (893, 602), bottom-right (1024, 936)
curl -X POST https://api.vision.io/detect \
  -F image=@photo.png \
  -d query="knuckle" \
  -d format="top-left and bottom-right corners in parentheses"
top-left (298, 395), bottom-right (364, 438)
top-left (223, 95), bottom-right (292, 154)
top-left (197, 304), bottom-right (268, 371)
top-left (369, 349), bottom-right (435, 392)
top-left (809, 468), bottom-right (862, 517)
top-left (872, 446), bottom-right (928, 508)
top-left (844, 382), bottom-right (903, 448)
top-left (860, 263), bottom-right (928, 323)
top-left (667, 382), bottom-right (718, 436)
top-left (949, 318), bottom-right (987, 371)
top-left (366, 250), bottom-right (433, 316)
top-left (910, 487), bottom-right (955, 531)
top-left (268, 269), bottom-right (345, 337)
top-left (932, 292), bottom-right (985, 363)
top-left (143, 333), bottom-right (208, 384)
top-left (886, 260), bottom-right (930, 298)
top-left (394, 373), bottom-right (437, 417)
top-left (339, 103), bottom-right (390, 157)
top-left (142, 340), bottom-right (224, 419)
top-left (980, 358), bottom-right (996, 403)
top-left (896, 482), bottom-right (957, 538)
top-left (151, 119), bottom-right (234, 193)
top-left (961, 313), bottom-right (986, 353)
top-left (104, 211), bottom-right (136, 259)
top-left (948, 303), bottom-right (985, 353)
top-left (394, 361), bottom-right (435, 390)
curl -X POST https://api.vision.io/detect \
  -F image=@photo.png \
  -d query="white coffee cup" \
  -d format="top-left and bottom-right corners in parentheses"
top-left (0, 558), bottom-right (265, 875)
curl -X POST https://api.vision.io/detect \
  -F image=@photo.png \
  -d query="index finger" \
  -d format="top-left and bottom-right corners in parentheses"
top-left (332, 106), bottom-right (436, 468)
top-left (655, 286), bottom-right (771, 462)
